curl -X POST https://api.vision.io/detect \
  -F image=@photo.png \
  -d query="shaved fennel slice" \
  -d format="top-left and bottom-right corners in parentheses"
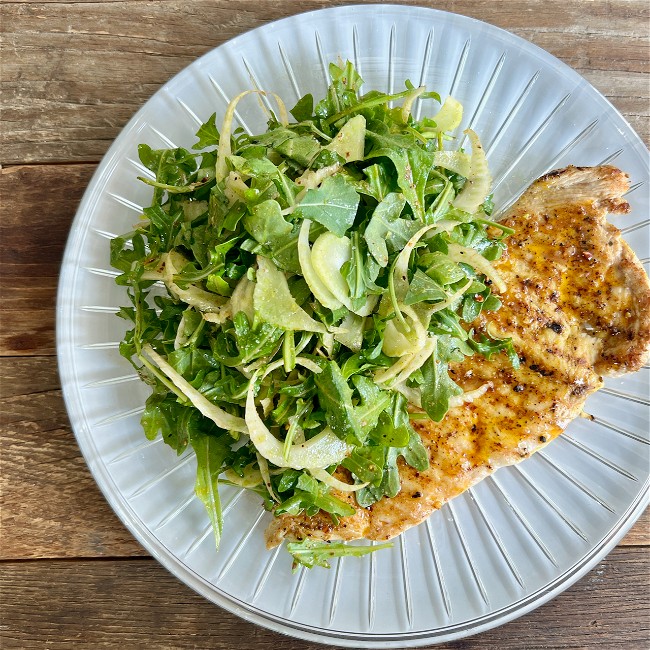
top-left (309, 468), bottom-right (368, 492)
top-left (448, 382), bottom-right (493, 408)
top-left (374, 335), bottom-right (436, 385)
top-left (202, 311), bottom-right (231, 325)
top-left (401, 86), bottom-right (426, 123)
top-left (229, 275), bottom-right (255, 323)
top-left (297, 220), bottom-right (343, 310)
top-left (142, 344), bottom-right (247, 433)
top-left (392, 382), bottom-right (422, 408)
top-left (326, 114), bottom-right (366, 162)
top-left (215, 89), bottom-right (288, 182)
top-left (245, 362), bottom-right (351, 470)
top-left (257, 453), bottom-right (280, 502)
top-left (162, 252), bottom-right (230, 315)
top-left (432, 151), bottom-right (471, 178)
top-left (429, 96), bottom-right (463, 133)
top-left (173, 311), bottom-right (192, 350)
top-left (334, 312), bottom-right (365, 352)
top-left (295, 163), bottom-right (340, 191)
top-left (222, 465), bottom-right (262, 488)
top-left (452, 129), bottom-right (492, 214)
top-left (446, 243), bottom-right (506, 293)
top-left (382, 304), bottom-right (429, 358)
top-left (254, 255), bottom-right (328, 333)
top-left (428, 277), bottom-right (474, 314)
top-left (311, 232), bottom-right (352, 305)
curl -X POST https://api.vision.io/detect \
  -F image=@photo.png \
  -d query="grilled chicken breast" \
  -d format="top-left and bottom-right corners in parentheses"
top-left (266, 165), bottom-right (650, 547)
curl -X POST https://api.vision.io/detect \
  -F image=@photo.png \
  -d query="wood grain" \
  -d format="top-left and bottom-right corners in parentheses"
top-left (1, 548), bottom-right (648, 649)
top-left (1, 0), bottom-right (648, 164)
top-left (0, 357), bottom-right (147, 559)
top-left (0, 164), bottom-right (94, 356)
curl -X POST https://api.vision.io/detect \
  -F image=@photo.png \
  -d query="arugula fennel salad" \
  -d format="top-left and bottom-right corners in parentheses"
top-left (111, 60), bottom-right (516, 569)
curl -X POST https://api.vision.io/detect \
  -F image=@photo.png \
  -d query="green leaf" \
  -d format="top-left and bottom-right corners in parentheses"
top-left (193, 112), bottom-right (220, 150)
top-left (289, 94), bottom-right (314, 122)
top-left (341, 445), bottom-right (386, 485)
top-left (404, 269), bottom-right (448, 305)
top-left (398, 425), bottom-right (429, 471)
top-left (141, 391), bottom-right (190, 453)
top-left (244, 200), bottom-right (302, 273)
top-left (230, 155), bottom-right (281, 181)
top-left (314, 360), bottom-right (365, 444)
top-left (295, 174), bottom-right (360, 237)
top-left (420, 251), bottom-right (466, 285)
top-left (287, 539), bottom-right (393, 571)
top-left (274, 134), bottom-right (321, 167)
top-left (364, 193), bottom-right (419, 267)
top-left (245, 199), bottom-right (292, 242)
top-left (420, 341), bottom-right (463, 422)
top-left (191, 431), bottom-right (230, 549)
top-left (469, 332), bottom-right (520, 368)
top-left (366, 131), bottom-right (436, 221)
top-left (352, 375), bottom-right (391, 435)
top-left (370, 409), bottom-right (409, 448)
top-left (329, 60), bottom-right (364, 92)
top-left (232, 312), bottom-right (284, 364)
top-left (362, 162), bottom-right (394, 201)
top-left (461, 292), bottom-right (484, 322)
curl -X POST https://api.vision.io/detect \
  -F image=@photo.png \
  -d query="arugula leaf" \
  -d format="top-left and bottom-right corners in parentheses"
top-left (364, 193), bottom-right (420, 268)
top-left (191, 431), bottom-right (230, 549)
top-left (352, 375), bottom-right (392, 435)
top-left (314, 360), bottom-right (365, 444)
top-left (366, 130), bottom-right (436, 221)
top-left (341, 445), bottom-right (386, 485)
top-left (340, 231), bottom-right (382, 311)
top-left (290, 93), bottom-right (314, 122)
top-left (232, 312), bottom-right (284, 364)
top-left (243, 199), bottom-right (301, 273)
top-left (469, 331), bottom-right (520, 368)
top-left (404, 269), bottom-right (448, 305)
top-left (420, 338), bottom-right (463, 422)
top-left (193, 112), bottom-right (220, 150)
top-left (362, 162), bottom-right (394, 201)
top-left (274, 134), bottom-right (321, 167)
top-left (295, 174), bottom-right (360, 237)
top-left (287, 539), bottom-right (393, 571)
top-left (141, 390), bottom-right (190, 453)
top-left (420, 251), bottom-right (466, 285)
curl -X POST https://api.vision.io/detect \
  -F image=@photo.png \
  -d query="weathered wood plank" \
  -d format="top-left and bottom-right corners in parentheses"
top-left (1, 357), bottom-right (647, 561)
top-left (0, 357), bottom-right (147, 559)
top-left (1, 548), bottom-right (647, 649)
top-left (0, 164), bottom-right (94, 356)
top-left (2, 0), bottom-right (648, 163)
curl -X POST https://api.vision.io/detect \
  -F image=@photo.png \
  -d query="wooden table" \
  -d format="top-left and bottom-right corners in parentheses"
top-left (2, 1), bottom-right (648, 647)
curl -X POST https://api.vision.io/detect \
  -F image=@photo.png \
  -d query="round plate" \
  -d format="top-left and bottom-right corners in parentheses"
top-left (57, 4), bottom-right (650, 646)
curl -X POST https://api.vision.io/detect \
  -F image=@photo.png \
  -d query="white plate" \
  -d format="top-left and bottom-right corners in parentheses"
top-left (57, 5), bottom-right (650, 646)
